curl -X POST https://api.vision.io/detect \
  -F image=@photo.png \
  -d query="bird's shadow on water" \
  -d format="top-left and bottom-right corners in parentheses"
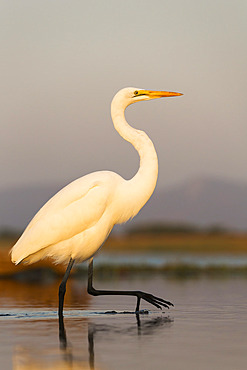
top-left (59, 312), bottom-right (173, 369)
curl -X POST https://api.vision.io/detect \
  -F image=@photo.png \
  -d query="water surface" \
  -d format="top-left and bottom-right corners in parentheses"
top-left (0, 275), bottom-right (247, 369)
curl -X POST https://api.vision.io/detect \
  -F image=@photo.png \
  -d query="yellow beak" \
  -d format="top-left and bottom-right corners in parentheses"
top-left (140, 90), bottom-right (183, 98)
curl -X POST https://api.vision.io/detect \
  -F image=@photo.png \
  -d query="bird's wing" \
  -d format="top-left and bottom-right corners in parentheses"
top-left (25, 173), bottom-right (106, 230)
top-left (11, 173), bottom-right (115, 263)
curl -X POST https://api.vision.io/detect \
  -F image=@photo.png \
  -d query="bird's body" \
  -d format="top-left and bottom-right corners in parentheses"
top-left (11, 87), bottom-right (182, 315)
top-left (11, 171), bottom-right (122, 265)
top-left (12, 168), bottom-right (155, 265)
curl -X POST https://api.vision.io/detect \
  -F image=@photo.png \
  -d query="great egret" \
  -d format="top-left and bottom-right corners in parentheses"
top-left (11, 87), bottom-right (182, 316)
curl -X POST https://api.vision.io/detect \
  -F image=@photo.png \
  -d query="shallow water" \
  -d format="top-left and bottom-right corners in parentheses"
top-left (0, 275), bottom-right (247, 369)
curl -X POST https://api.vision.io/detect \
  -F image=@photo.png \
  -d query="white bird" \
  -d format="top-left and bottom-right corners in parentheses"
top-left (11, 87), bottom-right (182, 317)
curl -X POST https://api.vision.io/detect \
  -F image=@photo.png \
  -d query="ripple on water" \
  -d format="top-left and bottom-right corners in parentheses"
top-left (0, 308), bottom-right (166, 320)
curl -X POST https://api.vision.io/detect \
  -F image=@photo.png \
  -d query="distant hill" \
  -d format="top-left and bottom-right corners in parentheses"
top-left (0, 177), bottom-right (247, 232)
top-left (132, 178), bottom-right (247, 231)
top-left (0, 184), bottom-right (61, 232)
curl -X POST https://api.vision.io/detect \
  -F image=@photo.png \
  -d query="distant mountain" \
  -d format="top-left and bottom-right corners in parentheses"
top-left (0, 178), bottom-right (247, 232)
top-left (132, 178), bottom-right (247, 231)
top-left (0, 184), bottom-right (61, 231)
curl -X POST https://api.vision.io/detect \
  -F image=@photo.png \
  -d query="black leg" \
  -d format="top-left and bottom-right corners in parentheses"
top-left (58, 258), bottom-right (75, 318)
top-left (136, 296), bottom-right (141, 312)
top-left (87, 258), bottom-right (173, 312)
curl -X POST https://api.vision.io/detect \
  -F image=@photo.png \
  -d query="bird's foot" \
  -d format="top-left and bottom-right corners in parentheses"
top-left (135, 292), bottom-right (173, 312)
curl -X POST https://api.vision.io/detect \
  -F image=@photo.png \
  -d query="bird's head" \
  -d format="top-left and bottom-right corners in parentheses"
top-left (112, 87), bottom-right (183, 110)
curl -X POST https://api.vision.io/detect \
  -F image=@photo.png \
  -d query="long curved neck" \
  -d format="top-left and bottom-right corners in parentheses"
top-left (111, 97), bottom-right (158, 220)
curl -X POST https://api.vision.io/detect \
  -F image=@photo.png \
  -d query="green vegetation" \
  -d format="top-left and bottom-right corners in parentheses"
top-left (104, 232), bottom-right (247, 254)
top-left (90, 263), bottom-right (247, 280)
top-left (1, 225), bottom-right (247, 255)
top-left (128, 222), bottom-right (229, 235)
top-left (1, 225), bottom-right (247, 278)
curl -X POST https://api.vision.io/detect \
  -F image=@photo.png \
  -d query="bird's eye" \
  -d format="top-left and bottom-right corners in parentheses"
top-left (134, 90), bottom-right (138, 96)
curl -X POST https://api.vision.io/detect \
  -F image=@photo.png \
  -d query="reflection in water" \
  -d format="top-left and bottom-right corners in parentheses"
top-left (59, 313), bottom-right (173, 369)
top-left (88, 324), bottom-right (95, 370)
top-left (0, 278), bottom-right (90, 309)
top-left (13, 313), bottom-right (173, 369)
top-left (13, 347), bottom-right (89, 369)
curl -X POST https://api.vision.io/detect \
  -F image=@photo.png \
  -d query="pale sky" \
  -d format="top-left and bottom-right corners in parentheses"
top-left (1, 0), bottom-right (247, 193)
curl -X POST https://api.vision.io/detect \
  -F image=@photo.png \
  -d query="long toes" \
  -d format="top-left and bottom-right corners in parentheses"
top-left (153, 296), bottom-right (174, 307)
top-left (141, 293), bottom-right (173, 310)
top-left (161, 299), bottom-right (174, 307)
top-left (144, 296), bottom-right (163, 310)
top-left (149, 297), bottom-right (170, 309)
top-left (147, 293), bottom-right (174, 307)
